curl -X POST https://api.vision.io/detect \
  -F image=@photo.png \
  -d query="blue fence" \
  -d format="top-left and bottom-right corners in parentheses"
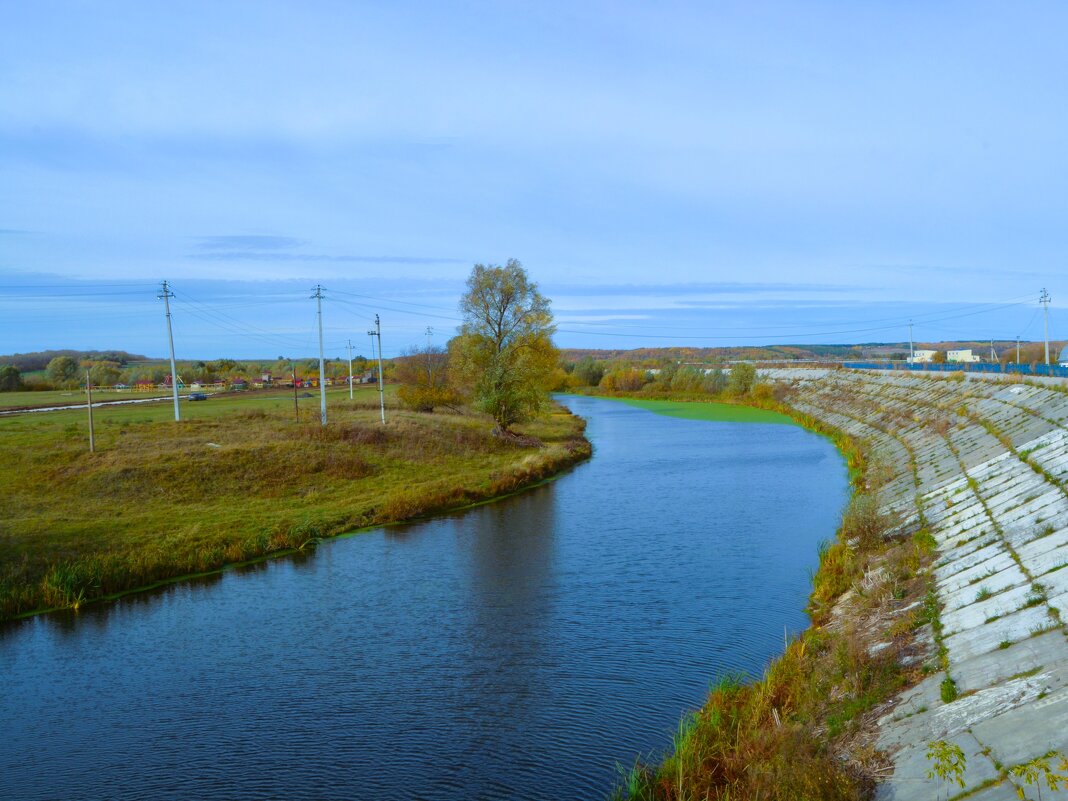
top-left (844, 361), bottom-right (1068, 379)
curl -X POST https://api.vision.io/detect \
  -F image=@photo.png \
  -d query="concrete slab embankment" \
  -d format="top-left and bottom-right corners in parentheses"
top-left (763, 367), bottom-right (1068, 799)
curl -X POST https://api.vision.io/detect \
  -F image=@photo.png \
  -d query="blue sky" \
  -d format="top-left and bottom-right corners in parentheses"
top-left (1, 1), bottom-right (1065, 358)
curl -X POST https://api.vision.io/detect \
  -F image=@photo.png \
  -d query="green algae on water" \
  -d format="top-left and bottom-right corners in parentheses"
top-left (615, 397), bottom-right (797, 425)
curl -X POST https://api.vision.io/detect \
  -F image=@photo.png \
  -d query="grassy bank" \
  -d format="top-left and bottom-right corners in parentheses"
top-left (588, 387), bottom-right (932, 800)
top-left (0, 386), bottom-right (590, 621)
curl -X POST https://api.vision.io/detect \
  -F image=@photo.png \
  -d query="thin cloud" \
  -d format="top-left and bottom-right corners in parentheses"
top-left (879, 263), bottom-right (1051, 280)
top-left (550, 281), bottom-right (861, 297)
top-left (189, 251), bottom-right (468, 265)
top-left (195, 235), bottom-right (306, 250)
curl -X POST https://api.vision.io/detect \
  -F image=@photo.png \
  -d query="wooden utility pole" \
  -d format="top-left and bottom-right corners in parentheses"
top-left (292, 364), bottom-right (299, 421)
top-left (86, 369), bottom-right (95, 453)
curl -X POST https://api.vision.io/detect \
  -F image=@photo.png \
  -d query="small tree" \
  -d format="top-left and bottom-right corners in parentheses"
top-left (46, 355), bottom-right (78, 388)
top-left (705, 367), bottom-right (727, 394)
top-left (727, 362), bottom-right (757, 394)
top-left (573, 356), bottom-right (604, 387)
top-left (88, 361), bottom-right (122, 387)
top-left (925, 740), bottom-right (966, 798)
top-left (451, 259), bottom-right (557, 434)
top-left (0, 365), bottom-right (22, 391)
top-left (395, 344), bottom-right (458, 412)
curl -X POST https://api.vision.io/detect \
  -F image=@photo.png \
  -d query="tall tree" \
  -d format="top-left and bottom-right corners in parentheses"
top-left (451, 259), bottom-right (557, 434)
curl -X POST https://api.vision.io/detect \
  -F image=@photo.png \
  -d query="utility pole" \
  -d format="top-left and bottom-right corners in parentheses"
top-left (1017, 336), bottom-right (1021, 365)
top-left (1041, 288), bottom-right (1052, 366)
top-left (368, 330), bottom-right (377, 388)
top-left (158, 280), bottom-right (181, 421)
top-left (292, 362), bottom-right (299, 421)
top-left (425, 325), bottom-right (434, 376)
top-left (86, 369), bottom-right (95, 453)
top-left (908, 320), bottom-right (914, 365)
top-left (368, 314), bottom-right (385, 424)
top-left (312, 285), bottom-right (327, 426)
top-left (347, 339), bottom-right (354, 400)
top-left (990, 339), bottom-right (996, 364)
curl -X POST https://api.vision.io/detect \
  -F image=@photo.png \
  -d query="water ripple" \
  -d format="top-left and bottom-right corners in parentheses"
top-left (0, 396), bottom-right (848, 801)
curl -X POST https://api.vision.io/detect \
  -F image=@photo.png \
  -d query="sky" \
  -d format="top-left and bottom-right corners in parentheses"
top-left (1, 0), bottom-right (1066, 359)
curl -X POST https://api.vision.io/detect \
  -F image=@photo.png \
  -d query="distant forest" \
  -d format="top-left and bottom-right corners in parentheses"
top-left (0, 350), bottom-right (149, 372)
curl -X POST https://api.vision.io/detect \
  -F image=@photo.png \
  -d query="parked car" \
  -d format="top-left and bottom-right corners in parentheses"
top-left (187, 393), bottom-right (208, 401)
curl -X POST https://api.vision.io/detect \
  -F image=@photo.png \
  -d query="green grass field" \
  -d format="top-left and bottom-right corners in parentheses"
top-left (0, 384), bottom-right (589, 620)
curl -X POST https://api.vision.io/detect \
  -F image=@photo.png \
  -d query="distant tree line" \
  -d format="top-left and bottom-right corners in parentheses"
top-left (545, 356), bottom-right (768, 399)
top-left (0, 349), bottom-right (146, 372)
top-left (0, 353), bottom-right (386, 392)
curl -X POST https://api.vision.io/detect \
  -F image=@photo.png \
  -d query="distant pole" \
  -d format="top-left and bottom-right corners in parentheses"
top-left (375, 315), bottom-right (385, 423)
top-left (425, 325), bottom-right (434, 375)
top-left (990, 339), bottom-right (996, 364)
top-left (908, 320), bottom-right (914, 364)
top-left (368, 315), bottom-right (385, 424)
top-left (86, 369), bottom-right (95, 453)
top-left (1017, 335), bottom-right (1021, 365)
top-left (158, 280), bottom-right (180, 421)
top-left (347, 338), bottom-right (354, 400)
top-left (368, 330), bottom-right (377, 387)
top-left (1041, 288), bottom-right (1052, 366)
top-left (292, 363), bottom-right (299, 421)
top-left (312, 285), bottom-right (327, 426)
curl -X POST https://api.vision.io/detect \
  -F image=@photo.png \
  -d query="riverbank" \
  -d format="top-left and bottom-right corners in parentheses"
top-left (0, 391), bottom-right (590, 622)
top-left (582, 387), bottom-right (930, 799)
top-left (596, 370), bottom-right (1068, 800)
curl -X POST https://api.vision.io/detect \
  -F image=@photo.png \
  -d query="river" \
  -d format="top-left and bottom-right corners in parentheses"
top-left (0, 396), bottom-right (848, 800)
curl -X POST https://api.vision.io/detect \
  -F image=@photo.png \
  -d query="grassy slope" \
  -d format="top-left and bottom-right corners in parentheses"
top-left (0, 385), bottom-right (590, 620)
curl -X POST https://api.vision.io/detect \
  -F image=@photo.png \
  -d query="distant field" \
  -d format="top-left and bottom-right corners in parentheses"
top-left (0, 388), bottom-right (169, 409)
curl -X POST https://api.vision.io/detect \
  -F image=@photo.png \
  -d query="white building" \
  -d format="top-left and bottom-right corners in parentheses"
top-left (947, 349), bottom-right (981, 363)
top-left (908, 349), bottom-right (937, 364)
top-left (1059, 346), bottom-right (1068, 368)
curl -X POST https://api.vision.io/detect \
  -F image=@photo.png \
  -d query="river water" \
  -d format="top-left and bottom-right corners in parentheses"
top-left (0, 396), bottom-right (848, 800)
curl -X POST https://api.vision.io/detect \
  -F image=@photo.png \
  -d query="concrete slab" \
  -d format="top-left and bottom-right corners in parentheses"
top-left (937, 541), bottom-right (1014, 588)
top-left (937, 557), bottom-right (1027, 599)
top-left (952, 629), bottom-right (1068, 695)
top-left (941, 582), bottom-right (1035, 636)
top-left (875, 731), bottom-right (998, 801)
top-left (971, 685), bottom-right (1068, 770)
top-left (943, 604), bottom-right (1054, 662)
top-left (1015, 528), bottom-right (1068, 565)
